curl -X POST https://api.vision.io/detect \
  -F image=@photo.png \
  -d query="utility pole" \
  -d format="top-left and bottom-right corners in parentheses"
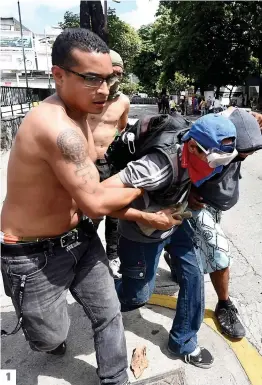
top-left (80, 0), bottom-right (91, 30)
top-left (104, 1), bottom-right (108, 33)
top-left (44, 30), bottom-right (52, 89)
top-left (17, 1), bottom-right (29, 90)
top-left (104, 0), bottom-right (120, 29)
top-left (80, 1), bottom-right (120, 43)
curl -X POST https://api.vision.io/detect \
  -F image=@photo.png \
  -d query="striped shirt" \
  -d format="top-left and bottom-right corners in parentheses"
top-left (118, 152), bottom-right (176, 242)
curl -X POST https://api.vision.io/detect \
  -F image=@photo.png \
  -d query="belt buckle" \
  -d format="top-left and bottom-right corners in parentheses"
top-left (60, 230), bottom-right (78, 248)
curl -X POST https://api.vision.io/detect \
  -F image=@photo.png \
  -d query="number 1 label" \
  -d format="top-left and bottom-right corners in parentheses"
top-left (0, 370), bottom-right (16, 385)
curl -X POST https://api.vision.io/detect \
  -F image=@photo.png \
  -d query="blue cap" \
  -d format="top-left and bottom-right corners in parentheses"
top-left (182, 114), bottom-right (237, 150)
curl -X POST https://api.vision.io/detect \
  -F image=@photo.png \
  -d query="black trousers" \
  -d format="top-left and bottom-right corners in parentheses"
top-left (94, 160), bottom-right (118, 260)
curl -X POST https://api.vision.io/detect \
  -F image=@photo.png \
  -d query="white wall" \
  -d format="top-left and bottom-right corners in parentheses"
top-left (0, 30), bottom-right (57, 72)
top-left (1, 78), bottom-right (55, 89)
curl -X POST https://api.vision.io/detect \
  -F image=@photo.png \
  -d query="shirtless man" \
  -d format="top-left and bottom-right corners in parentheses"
top-left (0, 29), bottom-right (180, 385)
top-left (88, 50), bottom-right (130, 277)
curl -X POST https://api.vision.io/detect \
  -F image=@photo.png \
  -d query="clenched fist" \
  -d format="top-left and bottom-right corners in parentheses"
top-left (140, 209), bottom-right (184, 231)
top-left (251, 112), bottom-right (262, 130)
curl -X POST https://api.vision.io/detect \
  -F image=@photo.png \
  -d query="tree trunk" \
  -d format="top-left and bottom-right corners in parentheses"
top-left (194, 83), bottom-right (199, 94)
top-left (259, 76), bottom-right (262, 109)
top-left (80, 1), bottom-right (108, 44)
top-left (229, 86), bottom-right (234, 104)
top-left (258, 55), bottom-right (262, 109)
top-left (89, 1), bottom-right (108, 43)
top-left (200, 84), bottom-right (205, 96)
top-left (80, 1), bottom-right (91, 30)
top-left (215, 86), bottom-right (221, 99)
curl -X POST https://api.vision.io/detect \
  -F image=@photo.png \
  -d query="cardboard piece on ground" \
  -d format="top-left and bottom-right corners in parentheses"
top-left (130, 346), bottom-right (149, 379)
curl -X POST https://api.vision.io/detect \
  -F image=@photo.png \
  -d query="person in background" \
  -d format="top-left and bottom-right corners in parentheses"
top-left (88, 50), bottom-right (130, 278)
top-left (200, 98), bottom-right (206, 116)
top-left (158, 94), bottom-right (162, 114)
top-left (193, 96), bottom-right (199, 115)
top-left (206, 96), bottom-right (212, 114)
top-left (180, 98), bottom-right (185, 115)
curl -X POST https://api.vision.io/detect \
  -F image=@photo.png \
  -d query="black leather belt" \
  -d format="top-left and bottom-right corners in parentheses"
top-left (1, 220), bottom-right (96, 256)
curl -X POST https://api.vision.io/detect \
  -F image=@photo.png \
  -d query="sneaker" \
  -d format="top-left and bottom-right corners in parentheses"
top-left (109, 258), bottom-right (122, 279)
top-left (215, 301), bottom-right (246, 339)
top-left (47, 342), bottom-right (67, 356)
top-left (164, 252), bottom-right (178, 283)
top-left (168, 345), bottom-right (214, 369)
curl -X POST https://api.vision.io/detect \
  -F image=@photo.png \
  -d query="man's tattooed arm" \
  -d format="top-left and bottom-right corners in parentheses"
top-left (47, 127), bottom-right (143, 217)
top-left (57, 129), bottom-right (99, 194)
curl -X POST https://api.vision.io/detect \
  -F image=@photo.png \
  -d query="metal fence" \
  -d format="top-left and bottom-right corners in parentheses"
top-left (1, 86), bottom-right (55, 151)
top-left (131, 97), bottom-right (157, 105)
top-left (1, 86), bottom-right (34, 107)
top-left (1, 86), bottom-right (55, 116)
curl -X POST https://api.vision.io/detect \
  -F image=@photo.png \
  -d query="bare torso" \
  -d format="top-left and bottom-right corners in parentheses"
top-left (88, 94), bottom-right (129, 159)
top-left (1, 95), bottom-right (98, 237)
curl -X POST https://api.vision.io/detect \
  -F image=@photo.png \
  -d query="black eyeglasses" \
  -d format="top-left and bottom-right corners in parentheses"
top-left (59, 66), bottom-right (118, 88)
top-left (114, 70), bottom-right (124, 78)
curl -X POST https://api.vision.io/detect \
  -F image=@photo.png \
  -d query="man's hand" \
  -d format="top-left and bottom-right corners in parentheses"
top-left (140, 209), bottom-right (183, 231)
top-left (188, 190), bottom-right (205, 210)
top-left (251, 112), bottom-right (262, 130)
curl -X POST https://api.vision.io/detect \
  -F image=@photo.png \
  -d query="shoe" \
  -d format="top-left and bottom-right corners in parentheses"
top-left (47, 342), bottom-right (67, 356)
top-left (163, 252), bottom-right (178, 283)
top-left (109, 258), bottom-right (122, 279)
top-left (215, 301), bottom-right (246, 339)
top-left (168, 345), bottom-right (214, 369)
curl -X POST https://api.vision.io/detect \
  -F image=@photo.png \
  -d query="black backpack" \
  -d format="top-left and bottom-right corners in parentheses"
top-left (105, 114), bottom-right (191, 174)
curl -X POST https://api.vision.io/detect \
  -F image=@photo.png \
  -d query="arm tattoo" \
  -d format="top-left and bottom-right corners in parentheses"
top-left (57, 129), bottom-right (87, 166)
top-left (57, 129), bottom-right (98, 194)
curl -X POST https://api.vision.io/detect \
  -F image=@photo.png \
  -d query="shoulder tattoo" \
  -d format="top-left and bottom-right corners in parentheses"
top-left (57, 129), bottom-right (87, 165)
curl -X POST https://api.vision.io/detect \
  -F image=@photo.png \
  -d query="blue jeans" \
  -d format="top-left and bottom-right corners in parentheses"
top-left (116, 221), bottom-right (204, 356)
top-left (1, 220), bottom-right (128, 385)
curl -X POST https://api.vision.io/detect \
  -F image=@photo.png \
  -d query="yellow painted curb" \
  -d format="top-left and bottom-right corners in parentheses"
top-left (148, 294), bottom-right (262, 385)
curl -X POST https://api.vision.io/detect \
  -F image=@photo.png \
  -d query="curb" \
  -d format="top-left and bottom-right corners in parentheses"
top-left (148, 294), bottom-right (262, 385)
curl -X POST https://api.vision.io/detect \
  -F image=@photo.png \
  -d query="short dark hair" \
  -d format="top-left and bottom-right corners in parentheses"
top-left (52, 28), bottom-right (109, 67)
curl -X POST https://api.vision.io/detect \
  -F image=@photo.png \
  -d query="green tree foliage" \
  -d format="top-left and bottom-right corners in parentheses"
top-left (132, 24), bottom-right (162, 95)
top-left (158, 71), bottom-right (193, 95)
top-left (120, 77), bottom-right (141, 96)
top-left (156, 1), bottom-right (262, 99)
top-left (58, 8), bottom-right (141, 74)
top-left (107, 8), bottom-right (141, 73)
top-left (58, 11), bottom-right (80, 29)
top-left (158, 2), bottom-right (254, 93)
top-left (241, 1), bottom-right (262, 104)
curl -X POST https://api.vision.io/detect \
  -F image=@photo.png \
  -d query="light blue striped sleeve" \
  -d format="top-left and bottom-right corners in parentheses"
top-left (118, 152), bottom-right (173, 191)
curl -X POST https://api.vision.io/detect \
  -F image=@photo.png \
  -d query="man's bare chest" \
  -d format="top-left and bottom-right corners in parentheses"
top-left (89, 102), bottom-right (124, 128)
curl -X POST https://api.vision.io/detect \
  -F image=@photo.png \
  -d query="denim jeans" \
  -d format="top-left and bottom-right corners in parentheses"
top-left (1, 220), bottom-right (128, 385)
top-left (94, 160), bottom-right (119, 260)
top-left (116, 220), bottom-right (204, 356)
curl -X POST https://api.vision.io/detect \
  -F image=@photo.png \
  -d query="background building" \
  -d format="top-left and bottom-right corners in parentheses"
top-left (0, 17), bottom-right (61, 88)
